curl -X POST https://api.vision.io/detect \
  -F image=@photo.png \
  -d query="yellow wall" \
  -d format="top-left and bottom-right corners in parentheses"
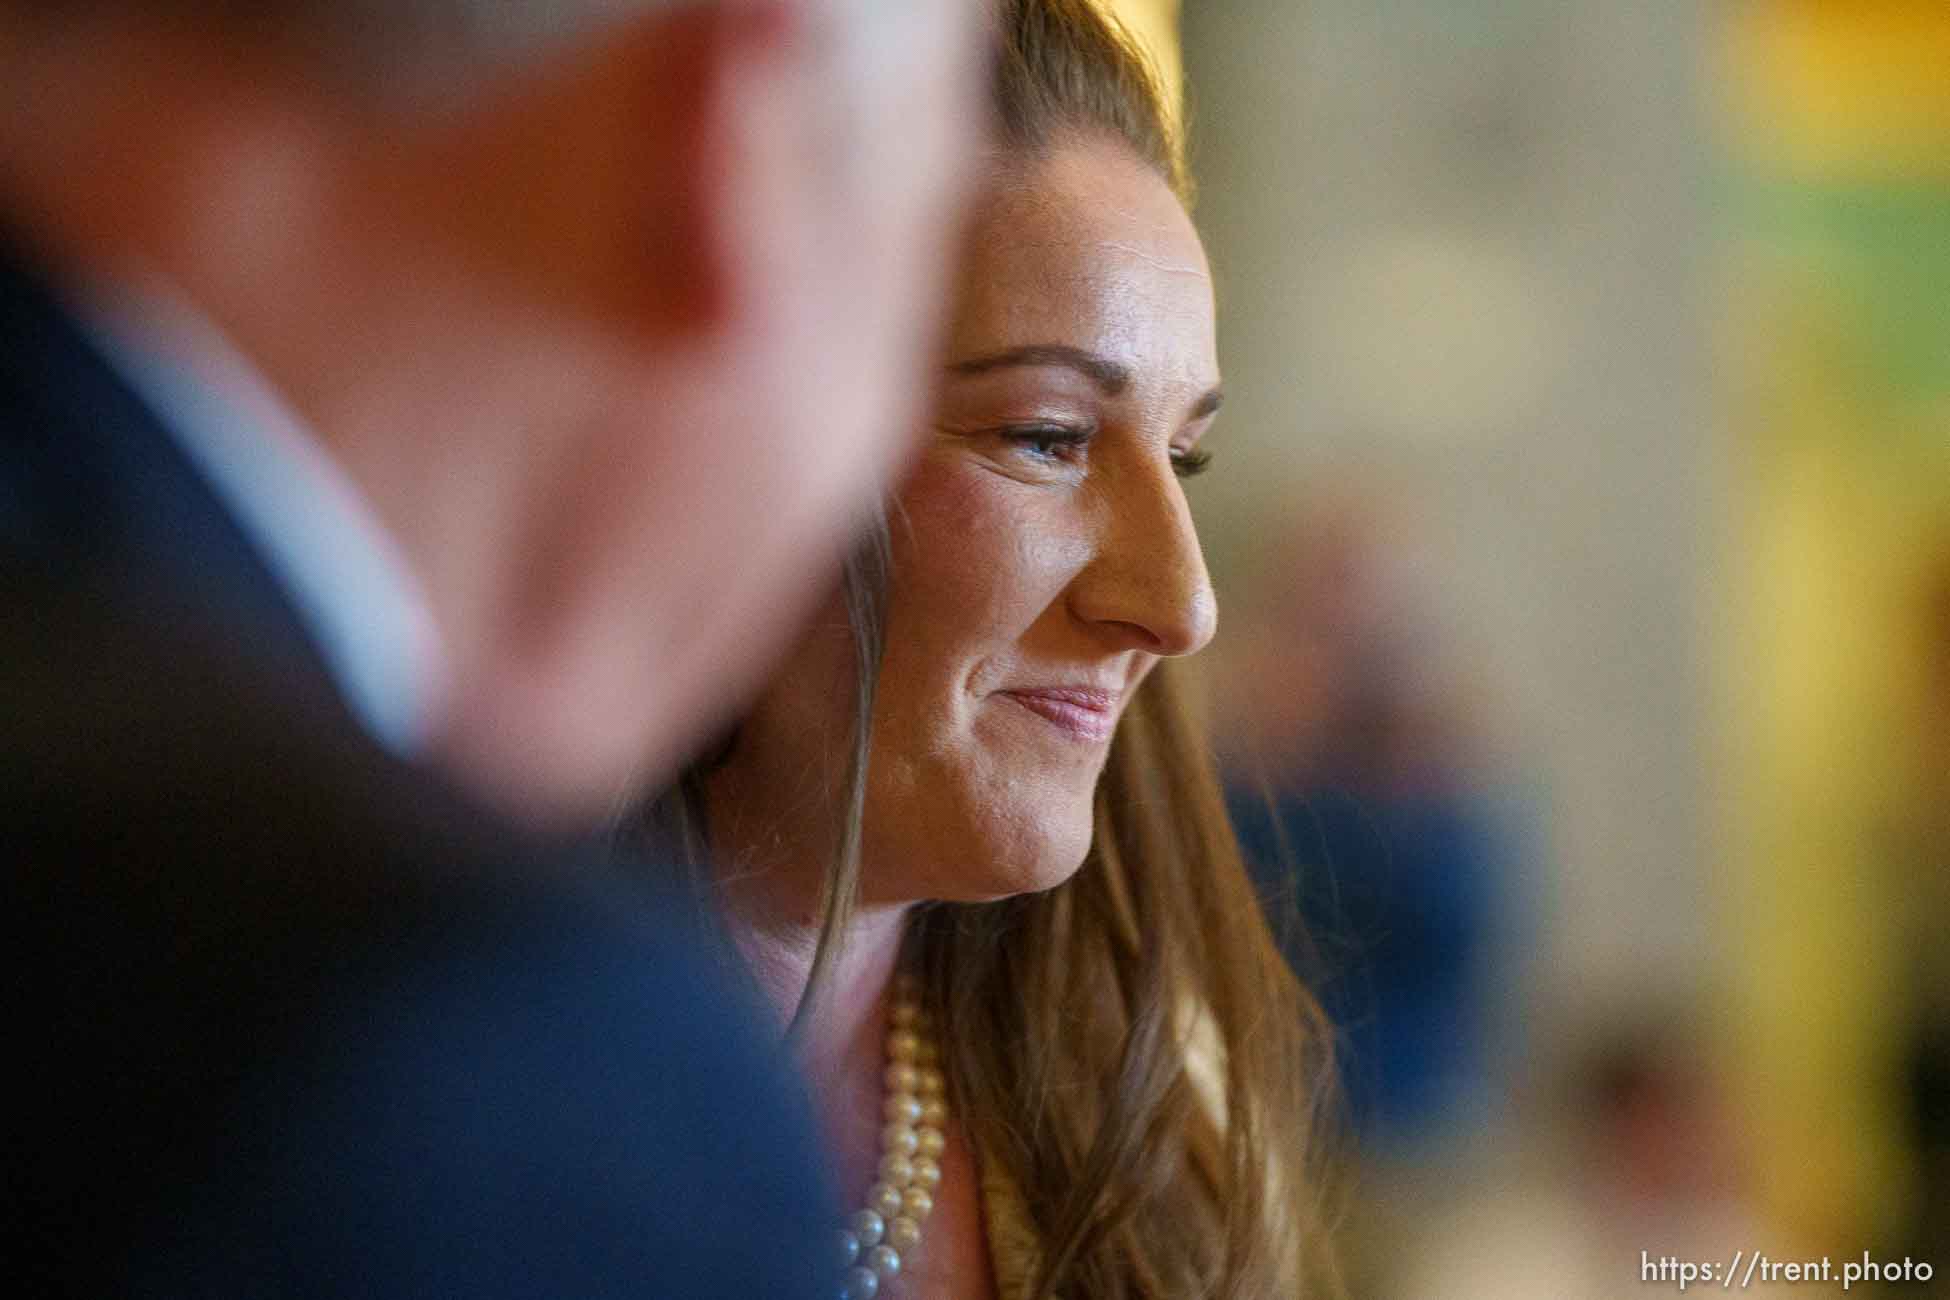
top-left (1721, 0), bottom-right (1950, 1253)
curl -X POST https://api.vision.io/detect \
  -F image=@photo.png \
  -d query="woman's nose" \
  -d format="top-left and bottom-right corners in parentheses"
top-left (1067, 461), bottom-right (1218, 658)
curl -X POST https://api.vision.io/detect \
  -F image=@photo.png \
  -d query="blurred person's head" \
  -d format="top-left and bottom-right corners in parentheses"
top-left (0, 0), bottom-right (985, 826)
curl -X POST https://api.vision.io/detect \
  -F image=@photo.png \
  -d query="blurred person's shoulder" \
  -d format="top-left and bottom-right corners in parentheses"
top-left (0, 568), bottom-right (832, 1299)
top-left (3, 564), bottom-right (556, 908)
top-left (0, 557), bottom-right (727, 1091)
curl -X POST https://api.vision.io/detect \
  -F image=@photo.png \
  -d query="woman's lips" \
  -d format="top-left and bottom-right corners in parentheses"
top-left (997, 687), bottom-right (1121, 743)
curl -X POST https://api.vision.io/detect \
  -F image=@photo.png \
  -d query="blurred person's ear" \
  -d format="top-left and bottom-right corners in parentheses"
top-left (593, 0), bottom-right (807, 339)
top-left (390, 0), bottom-right (832, 352)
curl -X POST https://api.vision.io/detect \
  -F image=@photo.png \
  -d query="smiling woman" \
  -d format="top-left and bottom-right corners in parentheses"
top-left (626, 2), bottom-right (1338, 1297)
top-left (859, 136), bottom-right (1224, 908)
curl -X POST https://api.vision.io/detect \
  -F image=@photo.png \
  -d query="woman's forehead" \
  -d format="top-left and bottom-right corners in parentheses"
top-left (951, 145), bottom-right (1217, 382)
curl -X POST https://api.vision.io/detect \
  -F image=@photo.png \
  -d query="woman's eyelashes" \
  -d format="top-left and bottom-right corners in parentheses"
top-left (1170, 445), bottom-right (1213, 479)
top-left (1000, 427), bottom-right (1215, 479)
top-left (965, 421), bottom-right (1214, 480)
top-left (1000, 422), bottom-right (1093, 467)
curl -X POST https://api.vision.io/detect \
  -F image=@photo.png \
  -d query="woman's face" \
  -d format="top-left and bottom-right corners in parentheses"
top-left (725, 137), bottom-right (1220, 905)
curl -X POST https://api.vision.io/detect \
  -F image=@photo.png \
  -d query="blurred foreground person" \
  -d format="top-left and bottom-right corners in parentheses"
top-left (630, 3), bottom-right (1339, 1296)
top-left (1, 0), bottom-right (981, 1295)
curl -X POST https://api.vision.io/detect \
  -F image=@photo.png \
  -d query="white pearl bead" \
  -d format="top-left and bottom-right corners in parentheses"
top-left (849, 1209), bottom-right (885, 1249)
top-left (868, 1182), bottom-right (904, 1221)
top-left (840, 971), bottom-right (959, 1295)
top-left (888, 1215), bottom-right (923, 1254)
top-left (867, 1245), bottom-right (902, 1279)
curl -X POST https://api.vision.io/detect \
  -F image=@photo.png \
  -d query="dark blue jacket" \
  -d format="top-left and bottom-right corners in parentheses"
top-left (1, 242), bottom-right (835, 1299)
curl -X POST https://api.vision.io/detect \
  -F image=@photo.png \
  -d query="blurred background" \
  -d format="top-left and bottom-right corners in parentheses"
top-left (1108, 0), bottom-right (1950, 1293)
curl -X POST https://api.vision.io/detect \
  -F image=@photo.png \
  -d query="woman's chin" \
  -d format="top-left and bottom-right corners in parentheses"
top-left (932, 816), bottom-right (1096, 902)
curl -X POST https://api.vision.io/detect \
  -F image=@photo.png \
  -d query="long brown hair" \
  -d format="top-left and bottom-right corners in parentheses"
top-left (633, 2), bottom-right (1340, 1294)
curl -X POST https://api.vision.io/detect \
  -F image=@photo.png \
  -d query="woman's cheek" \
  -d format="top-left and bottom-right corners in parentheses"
top-left (895, 460), bottom-right (1047, 625)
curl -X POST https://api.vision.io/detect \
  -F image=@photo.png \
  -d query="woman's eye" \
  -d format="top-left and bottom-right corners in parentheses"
top-left (999, 425), bottom-right (1091, 464)
top-left (1171, 447), bottom-right (1214, 479)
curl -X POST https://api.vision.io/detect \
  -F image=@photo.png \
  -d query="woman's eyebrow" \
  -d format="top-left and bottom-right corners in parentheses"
top-left (946, 344), bottom-right (1131, 395)
top-left (1189, 387), bottom-right (1224, 421)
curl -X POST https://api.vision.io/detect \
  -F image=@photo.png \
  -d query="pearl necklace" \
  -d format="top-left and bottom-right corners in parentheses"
top-left (835, 972), bottom-right (947, 1300)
